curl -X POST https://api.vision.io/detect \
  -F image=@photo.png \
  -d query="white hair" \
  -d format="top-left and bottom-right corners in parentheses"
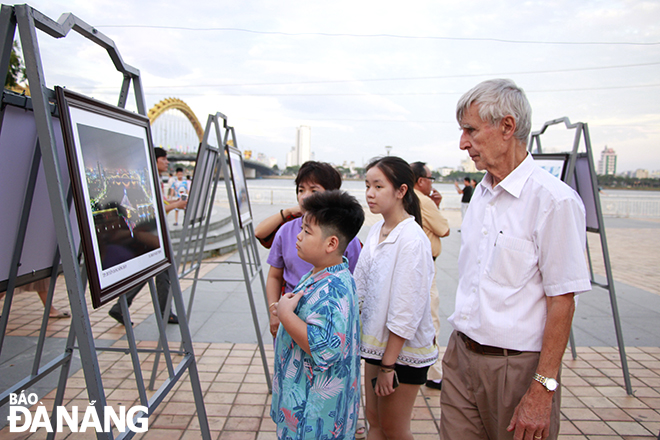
top-left (456, 79), bottom-right (532, 144)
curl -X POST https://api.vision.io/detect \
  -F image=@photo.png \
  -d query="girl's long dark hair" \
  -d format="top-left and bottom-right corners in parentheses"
top-left (366, 156), bottom-right (422, 226)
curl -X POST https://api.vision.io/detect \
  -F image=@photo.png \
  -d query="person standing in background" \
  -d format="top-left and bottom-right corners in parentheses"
top-left (454, 176), bottom-right (473, 227)
top-left (169, 167), bottom-right (189, 226)
top-left (411, 161), bottom-right (450, 390)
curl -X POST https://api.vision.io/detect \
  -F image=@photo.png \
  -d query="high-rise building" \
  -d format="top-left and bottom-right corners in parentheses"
top-left (296, 125), bottom-right (311, 165)
top-left (286, 147), bottom-right (296, 168)
top-left (285, 126), bottom-right (312, 167)
top-left (597, 146), bottom-right (617, 175)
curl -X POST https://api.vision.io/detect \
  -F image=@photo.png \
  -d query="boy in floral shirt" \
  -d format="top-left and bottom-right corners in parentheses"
top-left (270, 190), bottom-right (364, 439)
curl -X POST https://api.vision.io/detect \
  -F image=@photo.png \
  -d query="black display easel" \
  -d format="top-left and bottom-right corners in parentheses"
top-left (162, 112), bottom-right (272, 392)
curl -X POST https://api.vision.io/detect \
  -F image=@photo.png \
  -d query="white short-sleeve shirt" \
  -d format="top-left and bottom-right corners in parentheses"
top-left (356, 217), bottom-right (439, 367)
top-left (448, 154), bottom-right (591, 352)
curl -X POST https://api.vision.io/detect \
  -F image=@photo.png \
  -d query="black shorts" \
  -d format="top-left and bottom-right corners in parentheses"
top-left (363, 358), bottom-right (429, 385)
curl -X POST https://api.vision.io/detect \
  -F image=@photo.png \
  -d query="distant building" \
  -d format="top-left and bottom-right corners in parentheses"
top-left (437, 167), bottom-right (454, 177)
top-left (460, 156), bottom-right (477, 173)
top-left (296, 126), bottom-right (311, 165)
top-left (286, 147), bottom-right (296, 168)
top-left (255, 152), bottom-right (277, 168)
top-left (634, 169), bottom-right (649, 179)
top-left (284, 126), bottom-right (312, 167)
top-left (342, 160), bottom-right (357, 174)
top-left (597, 146), bottom-right (617, 175)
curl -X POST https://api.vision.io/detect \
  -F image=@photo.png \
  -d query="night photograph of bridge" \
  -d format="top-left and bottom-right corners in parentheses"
top-left (78, 124), bottom-right (160, 271)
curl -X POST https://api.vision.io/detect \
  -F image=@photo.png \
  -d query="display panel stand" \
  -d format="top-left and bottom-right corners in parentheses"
top-left (528, 117), bottom-right (632, 395)
top-left (155, 112), bottom-right (271, 392)
top-left (0, 5), bottom-right (210, 438)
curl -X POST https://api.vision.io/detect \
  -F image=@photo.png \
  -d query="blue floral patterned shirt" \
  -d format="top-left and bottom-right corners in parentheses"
top-left (270, 257), bottom-right (361, 440)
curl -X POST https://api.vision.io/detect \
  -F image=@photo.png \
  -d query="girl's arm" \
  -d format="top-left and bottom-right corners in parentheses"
top-left (254, 205), bottom-right (302, 241)
top-left (277, 292), bottom-right (311, 355)
top-left (373, 331), bottom-right (406, 396)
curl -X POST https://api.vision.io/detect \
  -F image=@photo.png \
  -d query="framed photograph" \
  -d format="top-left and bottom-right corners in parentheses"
top-left (533, 153), bottom-right (569, 181)
top-left (225, 144), bottom-right (252, 228)
top-left (186, 142), bottom-right (219, 225)
top-left (55, 87), bottom-right (171, 308)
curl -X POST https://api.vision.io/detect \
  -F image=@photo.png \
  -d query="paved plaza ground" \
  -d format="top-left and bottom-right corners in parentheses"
top-left (1, 202), bottom-right (659, 439)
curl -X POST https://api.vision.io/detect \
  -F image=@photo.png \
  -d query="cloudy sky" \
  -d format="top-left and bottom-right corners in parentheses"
top-left (20, 0), bottom-right (660, 172)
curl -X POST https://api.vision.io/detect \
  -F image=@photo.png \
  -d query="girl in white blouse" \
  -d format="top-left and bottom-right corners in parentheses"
top-left (355, 156), bottom-right (438, 439)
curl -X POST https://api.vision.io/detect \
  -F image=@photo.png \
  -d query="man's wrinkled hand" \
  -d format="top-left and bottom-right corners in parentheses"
top-left (507, 384), bottom-right (553, 440)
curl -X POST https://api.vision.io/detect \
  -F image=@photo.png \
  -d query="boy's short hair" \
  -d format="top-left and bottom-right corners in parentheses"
top-left (176, 167), bottom-right (184, 173)
top-left (301, 190), bottom-right (364, 254)
top-left (295, 161), bottom-right (342, 193)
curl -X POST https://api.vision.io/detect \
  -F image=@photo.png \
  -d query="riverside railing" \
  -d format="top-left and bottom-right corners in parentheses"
top-left (222, 185), bottom-right (660, 219)
top-left (599, 194), bottom-right (660, 218)
top-left (217, 185), bottom-right (466, 210)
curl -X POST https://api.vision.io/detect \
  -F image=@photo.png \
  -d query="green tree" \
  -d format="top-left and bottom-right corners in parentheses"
top-left (5, 42), bottom-right (26, 88)
top-left (283, 165), bottom-right (300, 176)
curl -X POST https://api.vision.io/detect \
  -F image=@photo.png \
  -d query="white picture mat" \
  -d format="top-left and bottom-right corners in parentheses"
top-left (68, 106), bottom-right (166, 289)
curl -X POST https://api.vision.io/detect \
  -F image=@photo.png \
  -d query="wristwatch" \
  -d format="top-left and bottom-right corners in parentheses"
top-left (533, 373), bottom-right (558, 392)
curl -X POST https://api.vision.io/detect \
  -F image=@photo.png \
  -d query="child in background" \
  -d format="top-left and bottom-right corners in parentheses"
top-left (170, 167), bottom-right (189, 226)
top-left (355, 156), bottom-right (438, 439)
top-left (270, 190), bottom-right (365, 440)
top-left (263, 161), bottom-right (362, 338)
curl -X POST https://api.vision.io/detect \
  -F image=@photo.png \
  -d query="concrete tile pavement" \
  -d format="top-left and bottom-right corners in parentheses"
top-left (1, 202), bottom-right (659, 438)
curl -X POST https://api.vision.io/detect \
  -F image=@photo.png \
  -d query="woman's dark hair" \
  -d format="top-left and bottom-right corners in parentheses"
top-left (366, 156), bottom-right (422, 226)
top-left (295, 161), bottom-right (342, 193)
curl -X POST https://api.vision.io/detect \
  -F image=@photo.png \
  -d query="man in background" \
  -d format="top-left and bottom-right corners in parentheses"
top-left (454, 176), bottom-right (473, 226)
top-left (411, 161), bottom-right (450, 390)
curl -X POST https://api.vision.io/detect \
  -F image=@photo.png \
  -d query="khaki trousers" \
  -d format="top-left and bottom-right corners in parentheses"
top-left (427, 265), bottom-right (442, 381)
top-left (440, 331), bottom-right (561, 440)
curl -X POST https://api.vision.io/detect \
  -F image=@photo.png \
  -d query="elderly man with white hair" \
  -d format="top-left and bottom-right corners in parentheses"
top-left (440, 79), bottom-right (591, 440)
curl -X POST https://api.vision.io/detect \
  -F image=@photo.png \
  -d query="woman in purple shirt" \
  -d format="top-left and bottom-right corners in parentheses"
top-left (263, 161), bottom-right (362, 337)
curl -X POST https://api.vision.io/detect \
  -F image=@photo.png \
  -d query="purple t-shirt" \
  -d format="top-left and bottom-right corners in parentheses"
top-left (266, 216), bottom-right (362, 293)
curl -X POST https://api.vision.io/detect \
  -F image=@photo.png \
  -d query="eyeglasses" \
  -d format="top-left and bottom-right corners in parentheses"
top-left (422, 176), bottom-right (435, 182)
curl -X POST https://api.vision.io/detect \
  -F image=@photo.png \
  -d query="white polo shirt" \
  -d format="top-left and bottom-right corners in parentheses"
top-left (448, 154), bottom-right (591, 352)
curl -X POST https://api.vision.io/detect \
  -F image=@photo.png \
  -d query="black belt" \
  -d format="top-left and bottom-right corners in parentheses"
top-left (458, 332), bottom-right (522, 357)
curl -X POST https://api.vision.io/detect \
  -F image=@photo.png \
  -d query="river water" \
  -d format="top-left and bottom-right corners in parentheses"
top-left (230, 178), bottom-right (660, 219)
